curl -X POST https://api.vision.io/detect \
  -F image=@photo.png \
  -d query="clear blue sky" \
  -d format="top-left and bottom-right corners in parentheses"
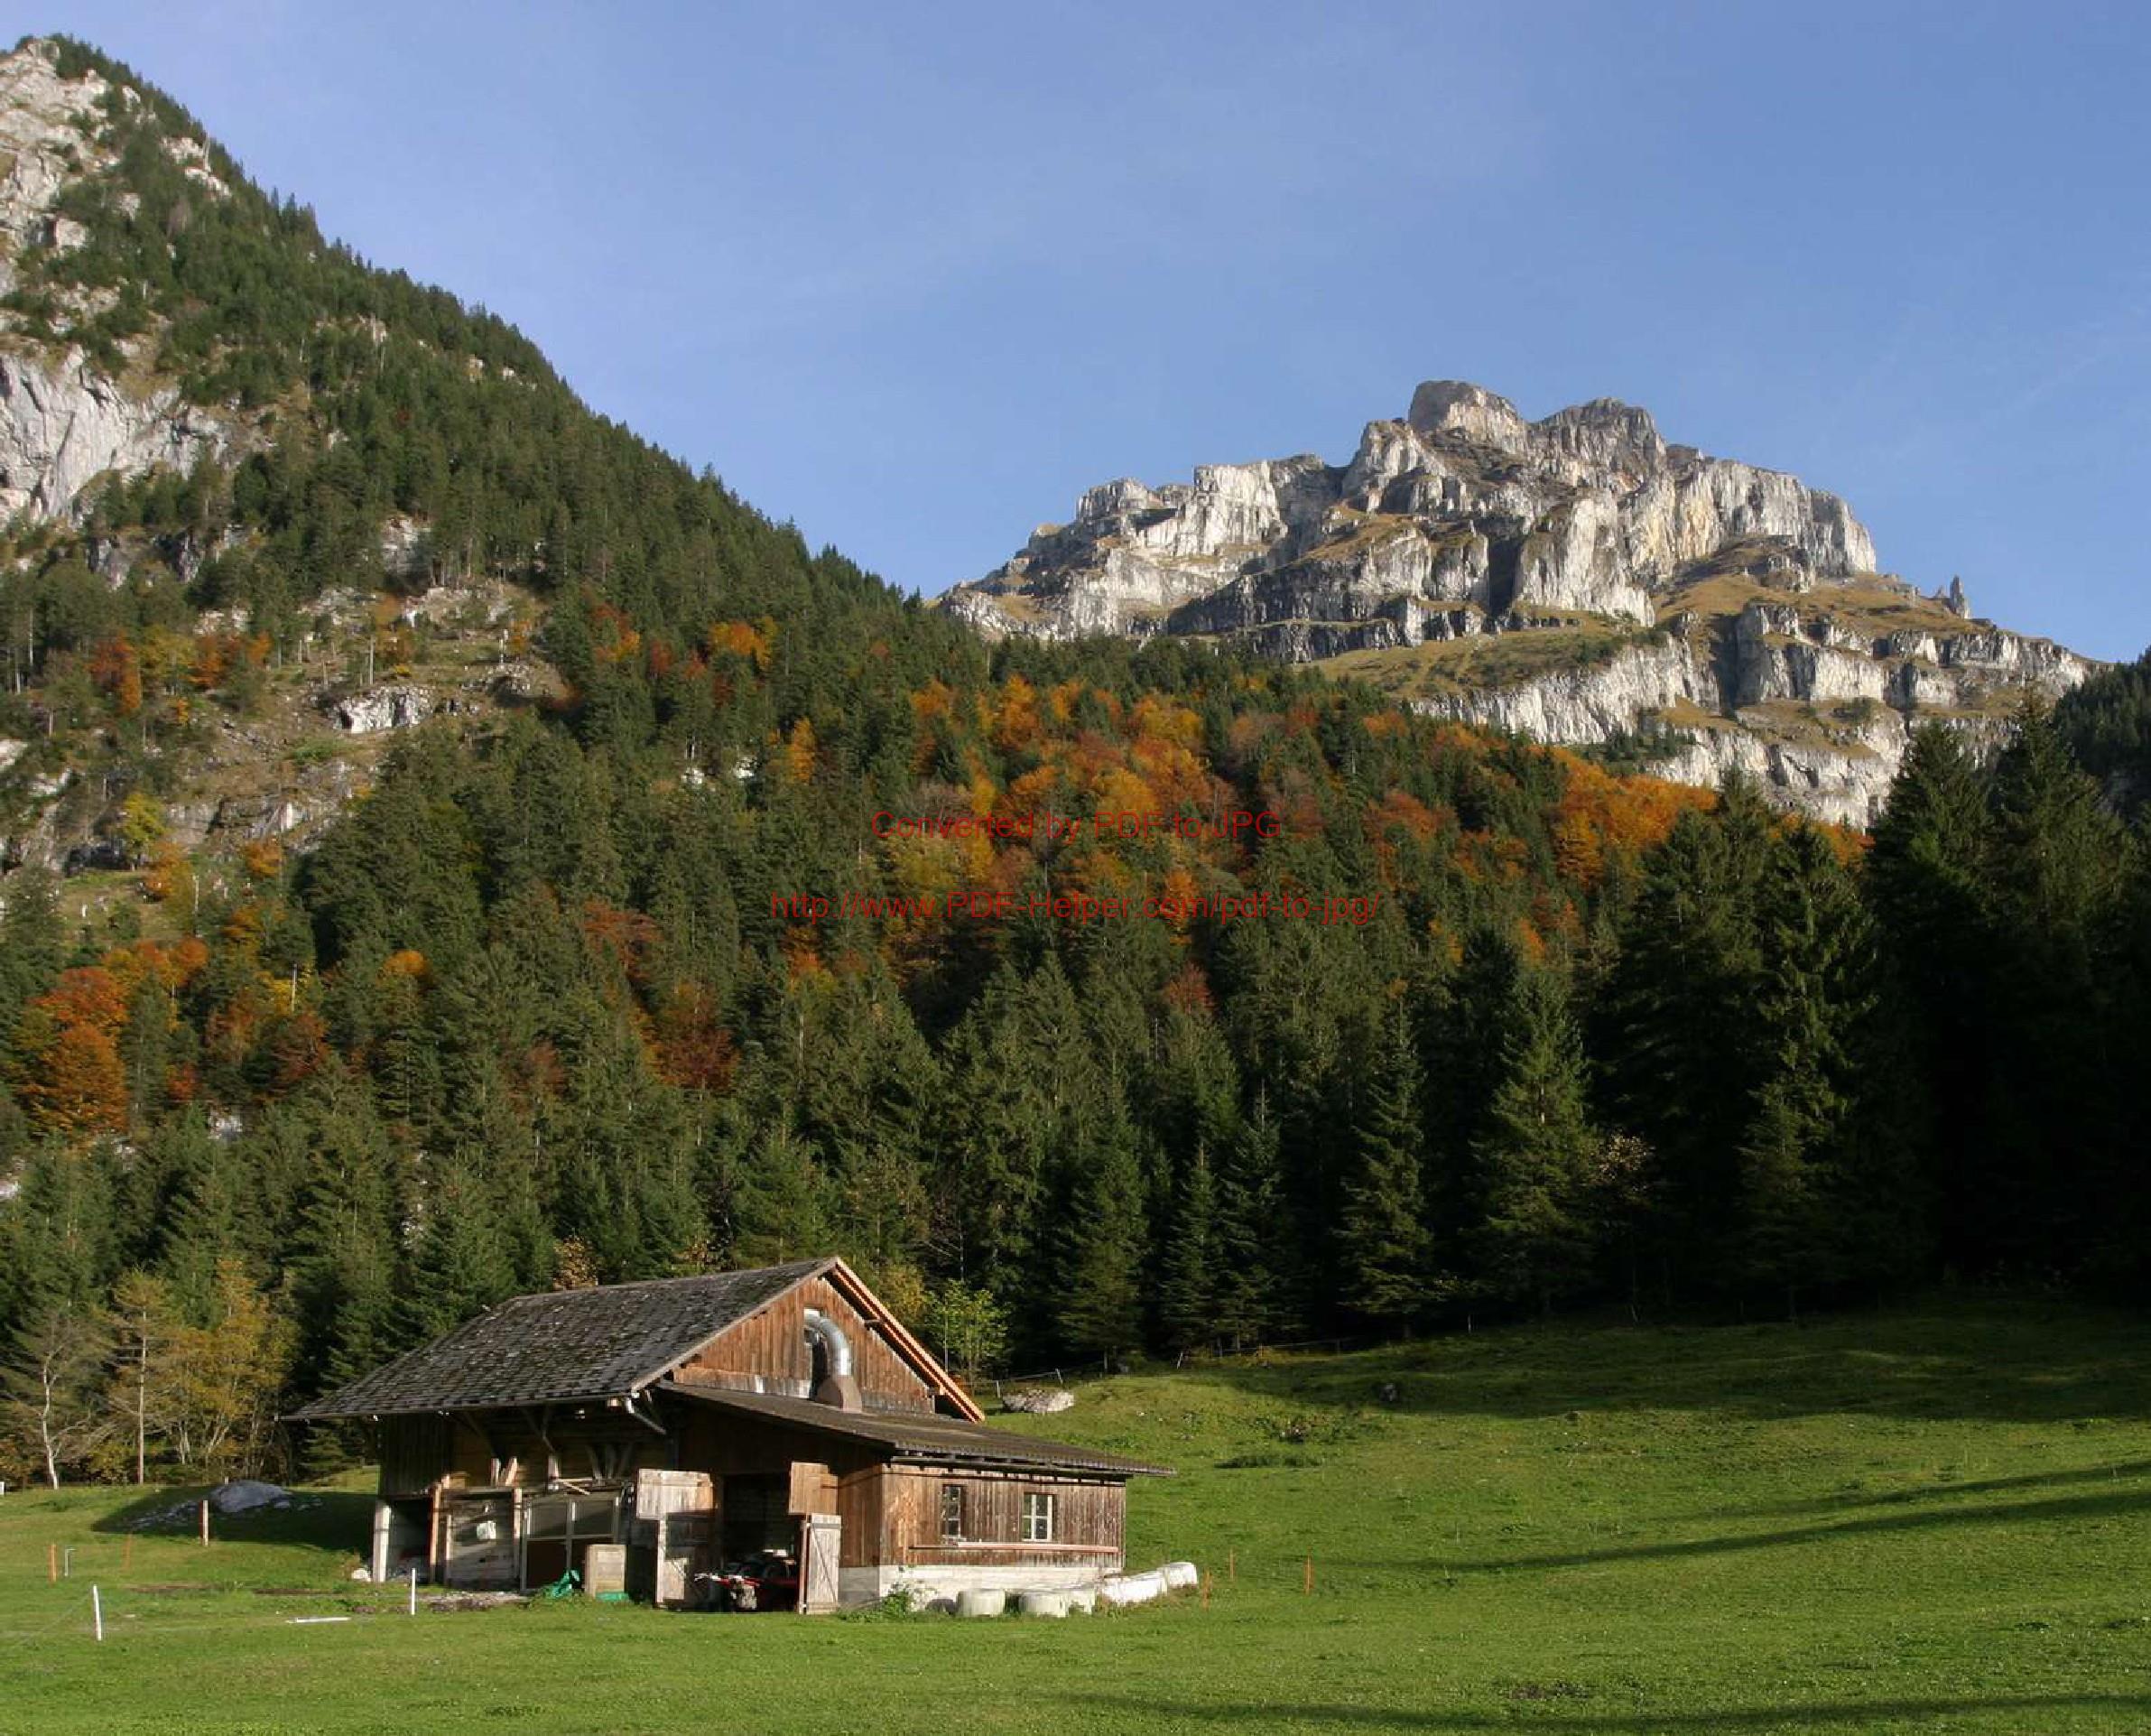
top-left (43, 1), bottom-right (2151, 659)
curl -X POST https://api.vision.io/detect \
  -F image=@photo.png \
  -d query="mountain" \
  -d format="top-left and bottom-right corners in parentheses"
top-left (943, 381), bottom-right (2096, 824)
top-left (2, 30), bottom-right (2147, 1493)
top-left (0, 34), bottom-right (920, 879)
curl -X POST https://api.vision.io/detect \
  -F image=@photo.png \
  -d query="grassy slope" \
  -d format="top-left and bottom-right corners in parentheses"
top-left (6, 1296), bottom-right (2151, 1734)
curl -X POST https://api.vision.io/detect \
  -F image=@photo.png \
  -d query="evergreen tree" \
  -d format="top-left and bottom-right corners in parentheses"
top-left (1337, 999), bottom-right (1432, 1332)
top-left (1865, 723), bottom-right (1995, 1269)
top-left (1737, 828), bottom-right (1876, 1313)
top-left (1055, 1128), bottom-right (1147, 1362)
top-left (397, 1158), bottom-right (518, 1345)
top-left (1213, 1090), bottom-right (1293, 1349)
top-left (1157, 1143), bottom-right (1219, 1354)
top-left (1474, 968), bottom-right (1597, 1314)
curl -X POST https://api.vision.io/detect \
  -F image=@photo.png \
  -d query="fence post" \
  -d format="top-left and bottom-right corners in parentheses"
top-left (91, 1584), bottom-right (103, 1642)
top-left (200, 1500), bottom-right (210, 1547)
top-left (1303, 1555), bottom-right (1313, 1594)
top-left (409, 1565), bottom-right (417, 1616)
top-left (47, 1543), bottom-right (56, 1583)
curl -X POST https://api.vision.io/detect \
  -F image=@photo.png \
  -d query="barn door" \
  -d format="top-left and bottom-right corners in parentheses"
top-left (800, 1514), bottom-right (841, 1613)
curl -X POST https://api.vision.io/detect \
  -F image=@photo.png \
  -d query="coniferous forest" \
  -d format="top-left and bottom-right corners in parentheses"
top-left (3, 39), bottom-right (2149, 1489)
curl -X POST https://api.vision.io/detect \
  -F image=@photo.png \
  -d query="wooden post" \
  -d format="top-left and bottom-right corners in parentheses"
top-left (1228, 1547), bottom-right (1236, 1583)
top-left (91, 1584), bottom-right (103, 1642)
top-left (200, 1499), bottom-right (210, 1547)
top-left (408, 1565), bottom-right (417, 1616)
top-left (47, 1543), bottom-right (56, 1583)
top-left (1201, 1572), bottom-right (1210, 1609)
top-left (1303, 1555), bottom-right (1313, 1594)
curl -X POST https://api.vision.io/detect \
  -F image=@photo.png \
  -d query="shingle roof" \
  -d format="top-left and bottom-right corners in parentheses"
top-left (290, 1260), bottom-right (828, 1420)
top-left (655, 1381), bottom-right (1170, 1478)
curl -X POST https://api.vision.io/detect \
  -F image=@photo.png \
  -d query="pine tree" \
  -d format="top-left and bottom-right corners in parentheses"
top-left (1737, 828), bottom-right (1875, 1313)
top-left (1157, 1144), bottom-right (1219, 1354)
top-left (398, 1158), bottom-right (517, 1344)
top-left (1866, 723), bottom-right (1996, 1267)
top-left (1213, 1090), bottom-right (1292, 1349)
top-left (1337, 999), bottom-right (1432, 1332)
top-left (729, 1128), bottom-right (836, 1267)
top-left (1474, 968), bottom-right (1597, 1314)
top-left (1979, 700), bottom-right (2131, 1273)
top-left (1056, 1128), bottom-right (1147, 1362)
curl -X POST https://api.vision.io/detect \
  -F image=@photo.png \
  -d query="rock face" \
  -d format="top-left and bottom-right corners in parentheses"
top-left (0, 348), bottom-right (228, 522)
top-left (944, 381), bottom-right (2095, 824)
top-left (0, 41), bottom-right (234, 522)
top-left (330, 684), bottom-right (438, 734)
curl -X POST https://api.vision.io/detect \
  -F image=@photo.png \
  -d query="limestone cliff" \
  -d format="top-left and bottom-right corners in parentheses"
top-left (0, 39), bottom-right (234, 522)
top-left (944, 382), bottom-right (2094, 824)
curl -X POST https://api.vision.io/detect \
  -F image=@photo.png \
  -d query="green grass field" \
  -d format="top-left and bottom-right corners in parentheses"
top-left (7, 1295), bottom-right (2151, 1734)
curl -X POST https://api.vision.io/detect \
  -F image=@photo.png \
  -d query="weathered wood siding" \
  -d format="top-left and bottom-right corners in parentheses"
top-left (868, 1465), bottom-right (1125, 1570)
top-left (672, 1275), bottom-right (934, 1412)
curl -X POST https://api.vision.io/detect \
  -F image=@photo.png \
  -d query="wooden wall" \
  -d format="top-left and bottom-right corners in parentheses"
top-left (844, 1464), bottom-right (1126, 1571)
top-left (672, 1275), bottom-right (934, 1413)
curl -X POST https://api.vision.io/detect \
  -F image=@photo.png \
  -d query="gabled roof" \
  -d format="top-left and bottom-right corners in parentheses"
top-left (290, 1260), bottom-right (828, 1420)
top-left (655, 1382), bottom-right (1170, 1478)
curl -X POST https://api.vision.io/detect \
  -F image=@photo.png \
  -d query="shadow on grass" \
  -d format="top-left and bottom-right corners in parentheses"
top-left (88, 1485), bottom-right (373, 1554)
top-left (1173, 1295), bottom-right (2151, 1427)
top-left (1438, 1485), bottom-right (2151, 1575)
top-left (1698, 1456), bottom-right (2151, 1524)
top-left (1054, 1690), bottom-right (2151, 1731)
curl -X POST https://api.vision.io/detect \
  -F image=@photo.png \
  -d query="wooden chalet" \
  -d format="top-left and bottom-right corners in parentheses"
top-left (291, 1257), bottom-right (1166, 1610)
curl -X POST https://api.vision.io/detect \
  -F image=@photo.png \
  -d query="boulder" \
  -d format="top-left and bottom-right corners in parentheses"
top-left (1002, 1387), bottom-right (1075, 1415)
top-left (209, 1479), bottom-right (290, 1515)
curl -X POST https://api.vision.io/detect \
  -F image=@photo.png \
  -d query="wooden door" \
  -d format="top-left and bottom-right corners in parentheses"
top-left (800, 1514), bottom-right (841, 1613)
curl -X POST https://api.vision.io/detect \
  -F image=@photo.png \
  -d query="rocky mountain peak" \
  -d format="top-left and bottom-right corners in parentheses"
top-left (941, 379), bottom-right (2094, 825)
top-left (1405, 379), bottom-right (1531, 450)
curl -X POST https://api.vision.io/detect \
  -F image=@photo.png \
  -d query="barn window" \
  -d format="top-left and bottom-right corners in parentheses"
top-left (1022, 1491), bottom-right (1055, 1543)
top-left (940, 1483), bottom-right (964, 1543)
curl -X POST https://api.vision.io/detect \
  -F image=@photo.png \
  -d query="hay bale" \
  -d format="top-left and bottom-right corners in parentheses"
top-left (956, 1588), bottom-right (1006, 1619)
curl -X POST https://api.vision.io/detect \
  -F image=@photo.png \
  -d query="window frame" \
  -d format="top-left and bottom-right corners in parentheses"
top-left (1022, 1490), bottom-right (1055, 1544)
top-left (940, 1482), bottom-right (964, 1544)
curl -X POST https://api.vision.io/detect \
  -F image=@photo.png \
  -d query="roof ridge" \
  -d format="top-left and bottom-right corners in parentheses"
top-left (498, 1257), bottom-right (829, 1307)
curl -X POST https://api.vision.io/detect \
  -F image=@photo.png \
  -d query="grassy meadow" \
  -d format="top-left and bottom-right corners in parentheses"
top-left (6, 1295), bottom-right (2151, 1734)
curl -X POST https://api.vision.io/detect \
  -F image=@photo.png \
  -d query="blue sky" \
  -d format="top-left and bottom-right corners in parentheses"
top-left (42, 1), bottom-right (2151, 659)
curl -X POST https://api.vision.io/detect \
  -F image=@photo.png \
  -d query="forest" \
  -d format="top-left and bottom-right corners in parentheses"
top-left (2, 36), bottom-right (2148, 1490)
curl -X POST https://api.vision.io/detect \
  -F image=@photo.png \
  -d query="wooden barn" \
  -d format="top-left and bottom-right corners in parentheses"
top-left (291, 1257), bottom-right (1166, 1610)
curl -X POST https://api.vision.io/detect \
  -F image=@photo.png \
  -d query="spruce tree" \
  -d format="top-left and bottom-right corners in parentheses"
top-left (1213, 1090), bottom-right (1292, 1349)
top-left (1337, 999), bottom-right (1432, 1332)
top-left (398, 1158), bottom-right (517, 1344)
top-left (1056, 1128), bottom-right (1148, 1363)
top-left (1474, 968), bottom-right (1597, 1314)
top-left (1157, 1143), bottom-right (1220, 1354)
